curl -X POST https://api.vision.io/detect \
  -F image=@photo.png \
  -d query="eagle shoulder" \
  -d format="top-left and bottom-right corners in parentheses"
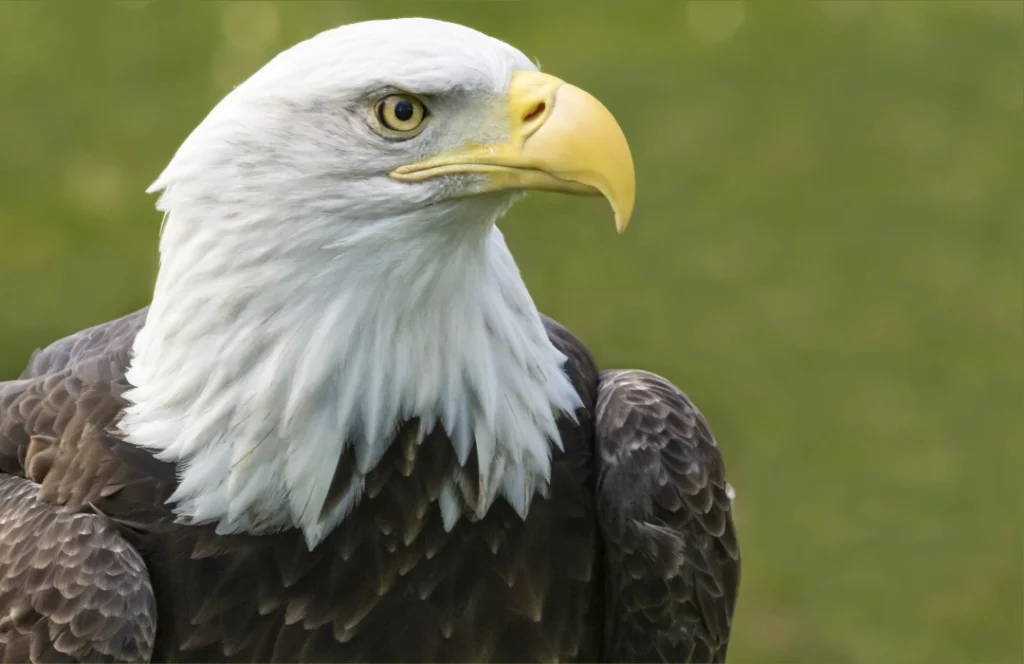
top-left (0, 309), bottom-right (167, 662)
top-left (595, 369), bottom-right (740, 663)
top-left (18, 307), bottom-right (148, 381)
top-left (0, 307), bottom-right (174, 516)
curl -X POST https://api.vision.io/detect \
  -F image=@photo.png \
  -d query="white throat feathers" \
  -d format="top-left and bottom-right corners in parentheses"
top-left (121, 197), bottom-right (582, 548)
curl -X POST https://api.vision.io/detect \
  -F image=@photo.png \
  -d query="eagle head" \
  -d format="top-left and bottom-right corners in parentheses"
top-left (121, 18), bottom-right (635, 548)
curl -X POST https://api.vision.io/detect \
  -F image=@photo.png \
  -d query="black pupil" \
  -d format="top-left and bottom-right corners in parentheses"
top-left (393, 100), bottom-right (414, 122)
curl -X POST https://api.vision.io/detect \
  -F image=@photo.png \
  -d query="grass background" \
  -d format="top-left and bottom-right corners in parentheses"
top-left (0, 2), bottom-right (1020, 661)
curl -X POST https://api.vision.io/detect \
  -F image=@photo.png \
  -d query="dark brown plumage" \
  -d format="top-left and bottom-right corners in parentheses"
top-left (0, 307), bottom-right (739, 662)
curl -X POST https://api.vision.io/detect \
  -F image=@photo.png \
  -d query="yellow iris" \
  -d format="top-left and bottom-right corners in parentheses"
top-left (375, 94), bottom-right (427, 134)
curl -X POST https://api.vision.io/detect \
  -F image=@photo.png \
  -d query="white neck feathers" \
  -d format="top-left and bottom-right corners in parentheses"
top-left (120, 199), bottom-right (582, 548)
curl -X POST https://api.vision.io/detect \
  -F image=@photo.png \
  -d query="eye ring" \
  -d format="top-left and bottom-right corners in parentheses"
top-left (374, 94), bottom-right (428, 135)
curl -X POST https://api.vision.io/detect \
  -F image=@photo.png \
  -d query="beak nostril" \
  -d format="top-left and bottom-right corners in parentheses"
top-left (523, 101), bottom-right (546, 124)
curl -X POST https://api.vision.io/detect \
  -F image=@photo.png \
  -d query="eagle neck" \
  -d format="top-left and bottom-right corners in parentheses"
top-left (120, 205), bottom-right (582, 548)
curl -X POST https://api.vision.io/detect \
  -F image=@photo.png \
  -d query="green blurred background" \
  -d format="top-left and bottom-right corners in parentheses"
top-left (1, 2), bottom-right (1020, 661)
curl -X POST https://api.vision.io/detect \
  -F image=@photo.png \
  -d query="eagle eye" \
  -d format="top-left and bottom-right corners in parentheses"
top-left (374, 94), bottom-right (428, 135)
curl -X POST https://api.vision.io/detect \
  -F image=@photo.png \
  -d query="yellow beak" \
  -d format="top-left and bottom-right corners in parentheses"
top-left (389, 71), bottom-right (635, 233)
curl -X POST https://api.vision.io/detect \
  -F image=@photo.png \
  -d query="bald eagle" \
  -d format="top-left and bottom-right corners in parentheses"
top-left (0, 18), bottom-right (739, 664)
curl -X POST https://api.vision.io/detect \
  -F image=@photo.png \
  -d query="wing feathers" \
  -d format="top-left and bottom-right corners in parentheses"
top-left (0, 474), bottom-right (156, 663)
top-left (595, 369), bottom-right (740, 663)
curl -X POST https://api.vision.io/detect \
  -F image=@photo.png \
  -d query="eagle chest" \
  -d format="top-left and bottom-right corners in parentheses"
top-left (147, 426), bottom-right (602, 662)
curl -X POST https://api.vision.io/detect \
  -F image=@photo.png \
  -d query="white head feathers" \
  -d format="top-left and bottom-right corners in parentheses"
top-left (119, 18), bottom-right (583, 548)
